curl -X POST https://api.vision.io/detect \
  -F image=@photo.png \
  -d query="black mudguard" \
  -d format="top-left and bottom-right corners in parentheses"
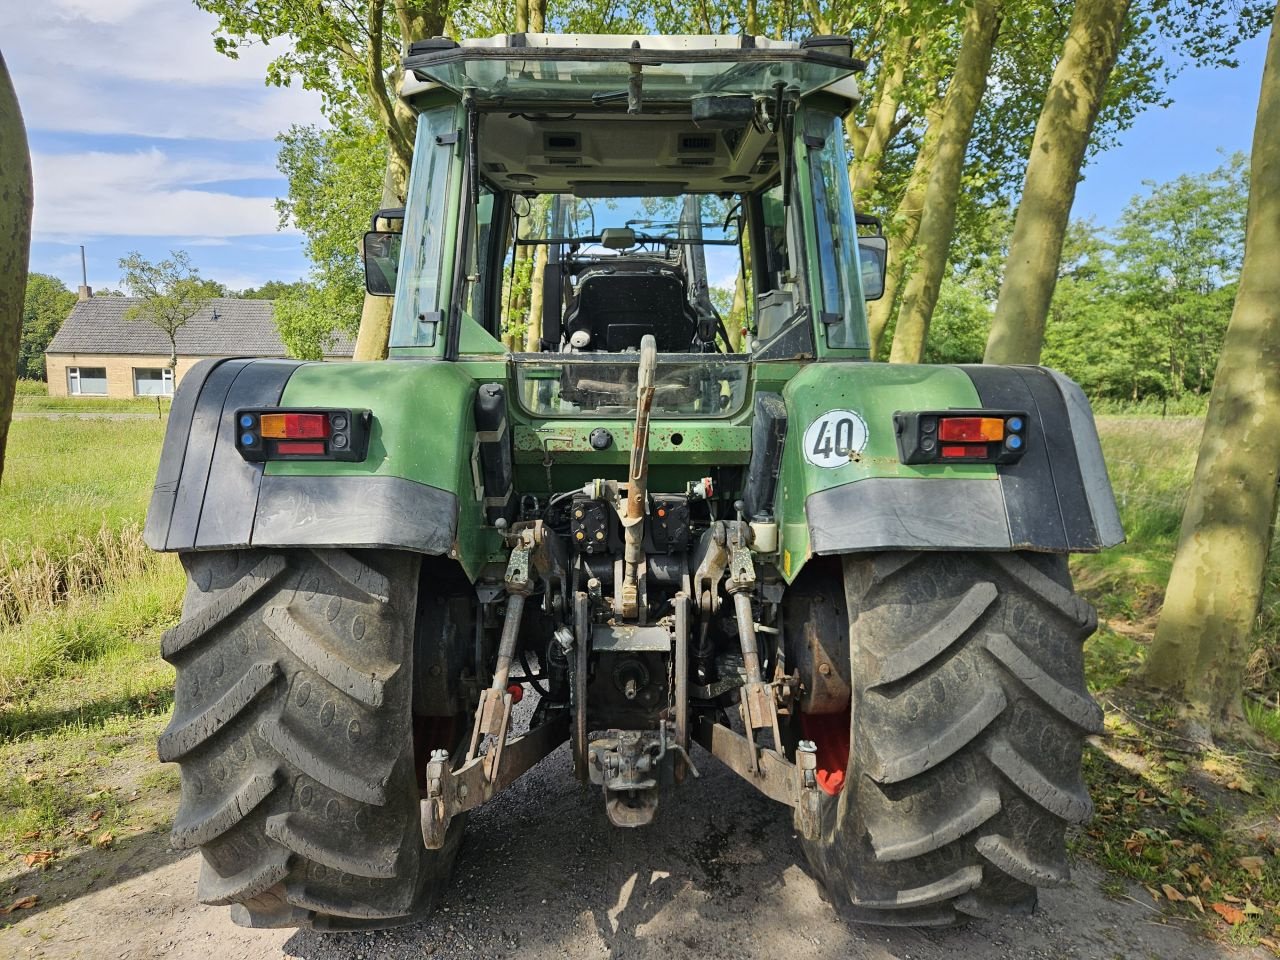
top-left (805, 366), bottom-right (1124, 555)
top-left (144, 358), bottom-right (458, 555)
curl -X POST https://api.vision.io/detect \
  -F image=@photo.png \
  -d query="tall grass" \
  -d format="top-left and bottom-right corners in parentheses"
top-left (0, 418), bottom-right (184, 696)
top-left (1079, 415), bottom-right (1280, 701)
top-left (1089, 394), bottom-right (1211, 417)
top-left (13, 379), bottom-right (46, 397)
top-left (0, 523), bottom-right (163, 627)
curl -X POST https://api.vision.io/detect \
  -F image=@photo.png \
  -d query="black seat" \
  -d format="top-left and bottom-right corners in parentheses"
top-left (564, 261), bottom-right (698, 352)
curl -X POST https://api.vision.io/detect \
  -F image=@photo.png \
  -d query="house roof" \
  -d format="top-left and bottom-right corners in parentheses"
top-left (45, 297), bottom-right (355, 358)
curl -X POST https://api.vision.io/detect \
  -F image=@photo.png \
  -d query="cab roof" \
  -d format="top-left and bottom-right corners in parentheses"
top-left (402, 33), bottom-right (864, 108)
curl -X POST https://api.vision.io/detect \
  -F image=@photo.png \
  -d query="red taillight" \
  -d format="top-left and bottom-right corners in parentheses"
top-left (275, 440), bottom-right (327, 455)
top-left (941, 444), bottom-right (989, 459)
top-left (938, 417), bottom-right (1004, 442)
top-left (260, 413), bottom-right (330, 439)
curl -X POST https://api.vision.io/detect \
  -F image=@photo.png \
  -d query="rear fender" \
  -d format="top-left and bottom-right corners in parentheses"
top-left (774, 363), bottom-right (1122, 582)
top-left (144, 358), bottom-right (490, 576)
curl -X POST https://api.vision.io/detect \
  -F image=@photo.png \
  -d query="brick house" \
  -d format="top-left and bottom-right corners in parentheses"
top-left (44, 297), bottom-right (354, 398)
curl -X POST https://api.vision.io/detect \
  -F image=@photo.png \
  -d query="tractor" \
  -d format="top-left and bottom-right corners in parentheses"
top-left (145, 31), bottom-right (1122, 930)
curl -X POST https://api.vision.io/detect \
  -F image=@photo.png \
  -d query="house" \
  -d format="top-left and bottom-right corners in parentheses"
top-left (44, 297), bottom-right (354, 398)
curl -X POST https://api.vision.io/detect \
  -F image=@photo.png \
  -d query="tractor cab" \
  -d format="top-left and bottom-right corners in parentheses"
top-left (365, 33), bottom-right (882, 373)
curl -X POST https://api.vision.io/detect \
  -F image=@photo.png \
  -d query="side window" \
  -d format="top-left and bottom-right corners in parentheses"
top-left (750, 183), bottom-right (805, 347)
top-left (804, 110), bottom-right (870, 351)
top-left (390, 105), bottom-right (459, 348)
top-left (462, 188), bottom-right (497, 327)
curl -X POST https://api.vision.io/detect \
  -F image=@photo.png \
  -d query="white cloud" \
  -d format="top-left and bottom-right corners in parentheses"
top-left (3, 0), bottom-right (325, 141)
top-left (31, 148), bottom-right (294, 241)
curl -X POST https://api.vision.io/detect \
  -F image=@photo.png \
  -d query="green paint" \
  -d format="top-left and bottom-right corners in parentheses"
top-left (776, 361), bottom-right (993, 580)
top-left (269, 357), bottom-right (993, 583)
top-left (270, 359), bottom-right (502, 579)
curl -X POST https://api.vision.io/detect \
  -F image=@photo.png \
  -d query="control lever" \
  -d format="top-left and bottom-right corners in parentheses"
top-left (616, 334), bottom-right (657, 619)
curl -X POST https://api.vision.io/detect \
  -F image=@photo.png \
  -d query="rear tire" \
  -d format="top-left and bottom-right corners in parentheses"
top-left (159, 549), bottom-right (464, 930)
top-left (799, 551), bottom-right (1102, 926)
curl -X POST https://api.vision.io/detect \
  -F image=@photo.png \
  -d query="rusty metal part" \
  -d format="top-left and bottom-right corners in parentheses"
top-left (693, 715), bottom-right (822, 841)
top-left (728, 569), bottom-right (783, 765)
top-left (573, 590), bottom-right (590, 781)
top-left (690, 520), bottom-right (754, 615)
top-left (421, 712), bottom-right (569, 850)
top-left (788, 580), bottom-right (852, 715)
top-left (466, 522), bottom-right (558, 762)
top-left (617, 335), bottom-right (657, 619)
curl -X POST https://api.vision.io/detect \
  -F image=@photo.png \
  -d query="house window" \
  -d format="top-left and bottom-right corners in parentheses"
top-left (67, 367), bottom-right (108, 396)
top-left (133, 367), bottom-right (174, 396)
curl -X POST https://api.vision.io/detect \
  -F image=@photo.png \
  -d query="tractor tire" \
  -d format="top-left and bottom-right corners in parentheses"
top-left (158, 549), bottom-right (464, 930)
top-left (799, 551), bottom-right (1102, 926)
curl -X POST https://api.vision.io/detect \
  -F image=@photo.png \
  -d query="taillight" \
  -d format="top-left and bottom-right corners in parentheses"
top-left (236, 408), bottom-right (371, 462)
top-left (894, 410), bottom-right (1028, 465)
top-left (259, 413), bottom-right (330, 439)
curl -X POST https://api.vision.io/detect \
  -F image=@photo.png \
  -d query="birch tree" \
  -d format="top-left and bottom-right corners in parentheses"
top-left (1141, 2), bottom-right (1280, 732)
top-left (983, 0), bottom-right (1130, 364)
top-left (889, 0), bottom-right (1003, 363)
top-left (0, 50), bottom-right (31, 485)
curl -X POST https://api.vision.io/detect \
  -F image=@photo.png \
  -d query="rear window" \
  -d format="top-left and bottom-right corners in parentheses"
top-left (513, 356), bottom-right (749, 418)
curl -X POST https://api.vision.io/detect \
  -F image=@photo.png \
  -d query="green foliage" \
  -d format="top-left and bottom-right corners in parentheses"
top-left (19, 274), bottom-right (75, 380)
top-left (236, 279), bottom-right (306, 300)
top-left (273, 117), bottom-right (386, 357)
top-left (116, 251), bottom-right (219, 366)
top-left (1042, 155), bottom-right (1247, 401)
top-left (923, 277), bottom-right (990, 364)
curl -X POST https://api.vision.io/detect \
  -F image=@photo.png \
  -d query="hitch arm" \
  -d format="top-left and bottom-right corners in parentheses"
top-left (422, 713), bottom-right (569, 849)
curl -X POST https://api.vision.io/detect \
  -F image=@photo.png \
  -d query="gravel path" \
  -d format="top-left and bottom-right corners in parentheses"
top-left (0, 737), bottom-right (1266, 960)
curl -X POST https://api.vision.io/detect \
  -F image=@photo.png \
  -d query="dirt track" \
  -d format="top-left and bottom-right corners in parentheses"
top-left (1, 735), bottom-right (1268, 960)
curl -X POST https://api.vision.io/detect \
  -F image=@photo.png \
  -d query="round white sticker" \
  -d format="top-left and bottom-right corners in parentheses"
top-left (803, 410), bottom-right (869, 468)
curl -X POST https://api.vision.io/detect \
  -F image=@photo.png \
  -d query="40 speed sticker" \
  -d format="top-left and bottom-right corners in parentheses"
top-left (803, 410), bottom-right (869, 468)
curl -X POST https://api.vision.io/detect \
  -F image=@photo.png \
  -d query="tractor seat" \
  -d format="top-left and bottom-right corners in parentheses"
top-left (563, 261), bottom-right (698, 352)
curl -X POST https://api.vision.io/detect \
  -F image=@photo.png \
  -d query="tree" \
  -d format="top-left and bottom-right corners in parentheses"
top-left (238, 279), bottom-right (307, 300)
top-left (0, 51), bottom-right (31, 485)
top-left (1111, 154), bottom-right (1248, 396)
top-left (1141, 3), bottom-right (1280, 733)
top-left (19, 274), bottom-right (75, 380)
top-left (117, 252), bottom-right (218, 370)
top-left (274, 118), bottom-right (385, 356)
top-left (983, 0), bottom-right (1131, 364)
top-left (889, 0), bottom-right (1003, 363)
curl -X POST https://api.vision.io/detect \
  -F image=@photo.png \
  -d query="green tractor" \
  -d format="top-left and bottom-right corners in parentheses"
top-left (145, 32), bottom-right (1122, 931)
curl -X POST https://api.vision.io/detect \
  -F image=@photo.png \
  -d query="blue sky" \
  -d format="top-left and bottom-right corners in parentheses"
top-left (3, 3), bottom-right (1269, 295)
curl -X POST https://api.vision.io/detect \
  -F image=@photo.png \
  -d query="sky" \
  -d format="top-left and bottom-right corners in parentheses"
top-left (2, 2), bottom-right (1270, 295)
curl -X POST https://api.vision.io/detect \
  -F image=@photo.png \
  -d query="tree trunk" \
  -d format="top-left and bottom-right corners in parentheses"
top-left (851, 33), bottom-right (912, 206)
top-left (1141, 5), bottom-right (1280, 731)
top-left (889, 0), bottom-right (1002, 365)
top-left (730, 272), bottom-right (747, 352)
top-left (515, 0), bottom-right (528, 32)
top-left (524, 243), bottom-right (549, 351)
top-left (353, 161), bottom-right (402, 361)
top-left (866, 97), bottom-right (944, 359)
top-left (353, 3), bottom-right (444, 361)
top-left (529, 0), bottom-right (545, 33)
top-left (983, 0), bottom-right (1131, 364)
top-left (0, 52), bottom-right (32, 485)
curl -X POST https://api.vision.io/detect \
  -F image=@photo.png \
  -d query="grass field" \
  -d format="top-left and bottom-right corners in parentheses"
top-left (0, 403), bottom-right (1277, 943)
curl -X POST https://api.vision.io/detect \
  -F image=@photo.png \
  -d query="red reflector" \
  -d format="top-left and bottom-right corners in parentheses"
top-left (260, 413), bottom-right (330, 439)
top-left (507, 684), bottom-right (524, 704)
top-left (275, 440), bottom-right (326, 455)
top-left (939, 417), bottom-right (1004, 442)
top-left (941, 444), bottom-right (988, 459)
